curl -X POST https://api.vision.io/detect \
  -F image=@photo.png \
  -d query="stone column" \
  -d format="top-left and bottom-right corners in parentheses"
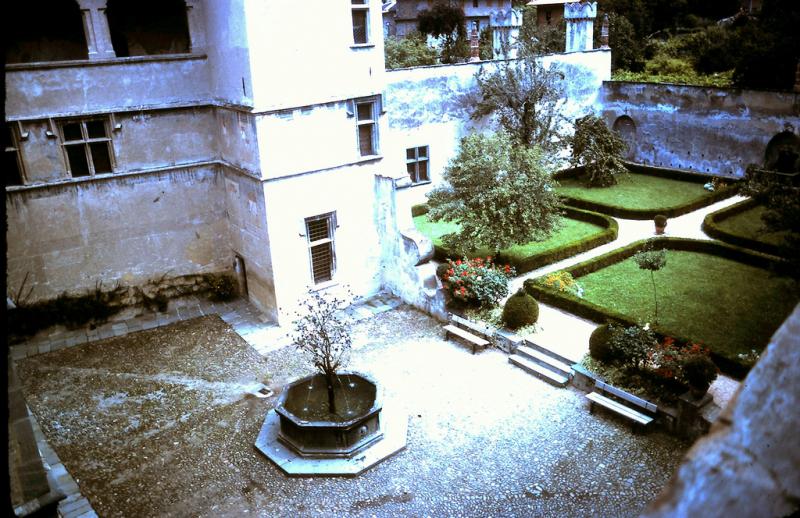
top-left (185, 0), bottom-right (207, 54)
top-left (600, 13), bottom-right (610, 49)
top-left (468, 21), bottom-right (480, 63)
top-left (77, 0), bottom-right (116, 60)
top-left (564, 1), bottom-right (597, 53)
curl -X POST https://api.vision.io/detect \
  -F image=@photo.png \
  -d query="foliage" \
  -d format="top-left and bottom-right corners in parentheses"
top-left (588, 323), bottom-right (616, 362)
top-left (418, 1), bottom-right (469, 64)
top-left (633, 242), bottom-right (667, 322)
top-left (517, 5), bottom-right (565, 57)
top-left (501, 290), bottom-right (539, 329)
top-left (596, 12), bottom-right (645, 72)
top-left (682, 354), bottom-right (719, 389)
top-left (426, 131), bottom-right (563, 253)
top-left (539, 270), bottom-right (583, 297)
top-left (470, 52), bottom-right (567, 152)
top-left (292, 289), bottom-right (354, 414)
top-left (384, 32), bottom-right (438, 69)
top-left (440, 256), bottom-right (514, 307)
top-left (611, 68), bottom-right (734, 88)
top-left (744, 169), bottom-right (800, 276)
top-left (479, 27), bottom-right (493, 60)
top-left (568, 114), bottom-right (628, 187)
top-left (608, 324), bottom-right (658, 369)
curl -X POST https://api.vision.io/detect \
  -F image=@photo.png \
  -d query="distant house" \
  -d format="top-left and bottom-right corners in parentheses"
top-left (386, 0), bottom-right (514, 39)
top-left (526, 0), bottom-right (565, 28)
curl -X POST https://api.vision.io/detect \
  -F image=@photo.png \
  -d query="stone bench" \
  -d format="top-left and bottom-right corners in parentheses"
top-left (586, 380), bottom-right (657, 432)
top-left (443, 314), bottom-right (492, 354)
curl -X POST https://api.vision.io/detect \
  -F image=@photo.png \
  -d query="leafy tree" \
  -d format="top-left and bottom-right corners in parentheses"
top-left (633, 243), bottom-right (667, 323)
top-left (426, 131), bottom-right (563, 253)
top-left (470, 54), bottom-right (567, 152)
top-left (517, 5), bottom-right (565, 57)
top-left (418, 1), bottom-right (468, 64)
top-left (292, 289), bottom-right (353, 415)
top-left (384, 32), bottom-right (438, 69)
top-left (568, 114), bottom-right (628, 187)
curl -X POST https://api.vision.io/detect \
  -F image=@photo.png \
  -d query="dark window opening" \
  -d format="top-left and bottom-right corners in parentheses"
top-left (356, 101), bottom-right (377, 156)
top-left (764, 131), bottom-right (800, 174)
top-left (61, 119), bottom-right (114, 178)
top-left (351, 1), bottom-right (370, 44)
top-left (6, 1), bottom-right (88, 63)
top-left (107, 0), bottom-right (190, 57)
top-left (4, 126), bottom-right (24, 187)
top-left (406, 146), bottom-right (430, 183)
top-left (306, 214), bottom-right (336, 285)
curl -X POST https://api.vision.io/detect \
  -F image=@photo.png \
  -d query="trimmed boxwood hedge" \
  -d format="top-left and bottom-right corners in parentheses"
top-left (702, 198), bottom-right (793, 258)
top-left (523, 237), bottom-right (793, 379)
top-left (411, 203), bottom-right (430, 217)
top-left (554, 162), bottom-right (740, 220)
top-left (420, 206), bottom-right (618, 275)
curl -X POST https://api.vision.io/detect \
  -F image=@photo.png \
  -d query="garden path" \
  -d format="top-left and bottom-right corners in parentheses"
top-left (505, 195), bottom-right (748, 403)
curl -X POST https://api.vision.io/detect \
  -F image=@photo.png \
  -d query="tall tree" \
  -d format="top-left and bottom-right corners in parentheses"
top-left (426, 131), bottom-right (563, 253)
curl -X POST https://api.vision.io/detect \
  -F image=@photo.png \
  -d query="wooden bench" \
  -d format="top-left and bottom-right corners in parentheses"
top-left (443, 314), bottom-right (492, 354)
top-left (586, 380), bottom-right (657, 432)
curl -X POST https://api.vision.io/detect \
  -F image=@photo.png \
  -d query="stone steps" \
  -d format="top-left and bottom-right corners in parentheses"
top-left (509, 342), bottom-right (573, 388)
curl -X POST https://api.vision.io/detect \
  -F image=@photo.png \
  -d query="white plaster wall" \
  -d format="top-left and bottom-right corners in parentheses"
top-left (242, 0), bottom-right (385, 111)
top-left (262, 163), bottom-right (384, 324)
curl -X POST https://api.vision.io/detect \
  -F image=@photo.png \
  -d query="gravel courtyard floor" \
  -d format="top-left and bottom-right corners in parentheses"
top-left (18, 307), bottom-right (689, 517)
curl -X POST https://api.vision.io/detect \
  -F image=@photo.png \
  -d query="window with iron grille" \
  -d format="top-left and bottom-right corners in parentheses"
top-left (406, 146), bottom-right (429, 184)
top-left (4, 125), bottom-right (24, 187)
top-left (351, 0), bottom-right (370, 44)
top-left (60, 118), bottom-right (114, 177)
top-left (305, 213), bottom-right (336, 285)
top-left (356, 101), bottom-right (377, 156)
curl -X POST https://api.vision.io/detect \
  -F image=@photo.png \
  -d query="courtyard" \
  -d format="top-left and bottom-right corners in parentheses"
top-left (17, 307), bottom-right (688, 517)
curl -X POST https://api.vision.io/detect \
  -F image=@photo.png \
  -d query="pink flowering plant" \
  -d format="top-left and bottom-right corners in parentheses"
top-left (440, 256), bottom-right (515, 307)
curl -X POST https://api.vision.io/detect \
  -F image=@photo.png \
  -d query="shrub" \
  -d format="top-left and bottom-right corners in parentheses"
top-left (435, 262), bottom-right (451, 281)
top-left (440, 257), bottom-right (514, 307)
top-left (609, 324), bottom-right (658, 369)
top-left (539, 271), bottom-right (583, 297)
top-left (207, 273), bottom-right (238, 302)
top-left (568, 114), bottom-right (628, 187)
top-left (384, 32), bottom-right (438, 69)
top-left (682, 355), bottom-right (718, 389)
top-left (588, 323), bottom-right (615, 362)
top-left (501, 290), bottom-right (539, 329)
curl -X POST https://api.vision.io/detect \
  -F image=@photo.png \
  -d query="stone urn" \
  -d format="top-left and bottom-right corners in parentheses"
top-left (654, 214), bottom-right (668, 235)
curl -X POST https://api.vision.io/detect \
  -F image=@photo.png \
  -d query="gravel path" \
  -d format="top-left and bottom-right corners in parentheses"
top-left (19, 308), bottom-right (689, 517)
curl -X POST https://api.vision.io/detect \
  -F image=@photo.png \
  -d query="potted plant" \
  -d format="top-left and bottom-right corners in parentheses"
top-left (654, 214), bottom-right (668, 235)
top-left (681, 355), bottom-right (718, 399)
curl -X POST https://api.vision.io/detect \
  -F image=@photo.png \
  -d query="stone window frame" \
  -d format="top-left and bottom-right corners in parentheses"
top-left (305, 212), bottom-right (337, 286)
top-left (406, 145), bottom-right (430, 184)
top-left (351, 0), bottom-right (371, 45)
top-left (355, 99), bottom-right (379, 157)
top-left (4, 123), bottom-right (26, 187)
top-left (58, 117), bottom-right (115, 178)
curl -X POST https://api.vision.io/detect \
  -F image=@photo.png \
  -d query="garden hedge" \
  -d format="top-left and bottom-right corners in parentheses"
top-left (702, 198), bottom-right (793, 258)
top-left (554, 162), bottom-right (741, 220)
top-left (523, 237), bottom-right (792, 378)
top-left (421, 206), bottom-right (618, 275)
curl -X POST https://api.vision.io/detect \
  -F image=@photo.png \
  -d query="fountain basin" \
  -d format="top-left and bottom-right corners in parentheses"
top-left (255, 371), bottom-right (407, 477)
top-left (274, 372), bottom-right (383, 457)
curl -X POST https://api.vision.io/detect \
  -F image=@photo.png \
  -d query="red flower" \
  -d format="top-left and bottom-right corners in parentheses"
top-left (456, 260), bottom-right (462, 266)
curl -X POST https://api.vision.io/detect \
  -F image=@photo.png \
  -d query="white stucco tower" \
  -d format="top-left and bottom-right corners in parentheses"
top-left (564, 1), bottom-right (597, 53)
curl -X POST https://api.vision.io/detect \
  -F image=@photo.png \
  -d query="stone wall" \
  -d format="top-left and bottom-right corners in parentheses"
top-left (643, 303), bottom-right (800, 517)
top-left (6, 166), bottom-right (230, 302)
top-left (601, 81), bottom-right (800, 178)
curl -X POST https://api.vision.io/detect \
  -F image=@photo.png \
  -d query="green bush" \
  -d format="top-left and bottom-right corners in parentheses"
top-left (435, 262), bottom-right (451, 281)
top-left (588, 323), bottom-right (615, 362)
top-left (501, 290), bottom-right (539, 329)
top-left (609, 324), bottom-right (658, 369)
top-left (682, 355), bottom-right (718, 389)
top-left (384, 32), bottom-right (438, 69)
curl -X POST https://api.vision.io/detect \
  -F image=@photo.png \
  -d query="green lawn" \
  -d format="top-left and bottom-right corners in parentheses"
top-left (715, 204), bottom-right (792, 247)
top-left (556, 174), bottom-right (711, 211)
top-left (413, 214), bottom-right (604, 263)
top-left (577, 250), bottom-right (800, 362)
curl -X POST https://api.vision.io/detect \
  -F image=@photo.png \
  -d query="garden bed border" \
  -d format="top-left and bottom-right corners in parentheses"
top-left (554, 163), bottom-right (740, 220)
top-left (702, 198), bottom-right (792, 258)
top-left (413, 205), bottom-right (618, 275)
top-left (522, 237), bottom-right (792, 378)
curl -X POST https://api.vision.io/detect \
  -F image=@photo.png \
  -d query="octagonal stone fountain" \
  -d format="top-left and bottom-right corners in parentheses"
top-left (255, 371), bottom-right (407, 477)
